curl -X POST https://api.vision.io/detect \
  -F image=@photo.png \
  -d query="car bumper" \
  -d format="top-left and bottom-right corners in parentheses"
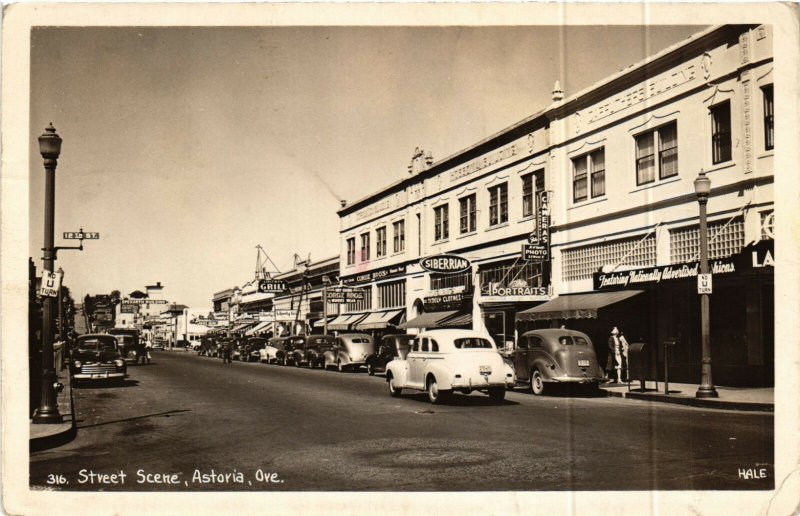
top-left (451, 377), bottom-right (514, 390)
top-left (73, 372), bottom-right (126, 380)
top-left (547, 375), bottom-right (604, 384)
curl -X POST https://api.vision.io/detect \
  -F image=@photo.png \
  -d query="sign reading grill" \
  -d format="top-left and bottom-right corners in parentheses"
top-left (420, 254), bottom-right (471, 275)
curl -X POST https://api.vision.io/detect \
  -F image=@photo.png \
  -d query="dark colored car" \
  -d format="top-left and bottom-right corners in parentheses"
top-left (304, 335), bottom-right (336, 369)
top-left (242, 337), bottom-right (268, 362)
top-left (365, 334), bottom-right (415, 375)
top-left (513, 329), bottom-right (606, 395)
top-left (108, 328), bottom-right (146, 365)
top-left (70, 334), bottom-right (127, 386)
top-left (198, 336), bottom-right (216, 356)
top-left (322, 333), bottom-right (376, 372)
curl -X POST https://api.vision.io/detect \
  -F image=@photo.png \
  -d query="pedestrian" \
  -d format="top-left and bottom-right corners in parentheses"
top-left (606, 327), bottom-right (623, 383)
top-left (222, 341), bottom-right (232, 364)
top-left (618, 330), bottom-right (630, 381)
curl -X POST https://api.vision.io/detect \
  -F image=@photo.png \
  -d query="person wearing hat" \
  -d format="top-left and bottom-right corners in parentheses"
top-left (606, 327), bottom-right (623, 383)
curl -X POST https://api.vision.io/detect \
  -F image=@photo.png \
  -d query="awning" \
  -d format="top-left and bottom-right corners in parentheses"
top-left (328, 313), bottom-right (368, 331)
top-left (516, 290), bottom-right (645, 322)
top-left (355, 309), bottom-right (405, 330)
top-left (313, 316), bottom-right (337, 328)
top-left (245, 321), bottom-right (272, 335)
top-left (399, 310), bottom-right (459, 329)
top-left (230, 322), bottom-right (256, 333)
top-left (438, 311), bottom-right (472, 328)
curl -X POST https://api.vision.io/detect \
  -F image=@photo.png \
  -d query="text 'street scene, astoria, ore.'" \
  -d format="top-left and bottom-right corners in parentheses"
top-left (10, 10), bottom-right (796, 515)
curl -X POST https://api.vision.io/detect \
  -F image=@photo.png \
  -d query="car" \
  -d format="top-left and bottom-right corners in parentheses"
top-left (303, 335), bottom-right (336, 369)
top-left (384, 329), bottom-right (516, 404)
top-left (108, 328), bottom-right (147, 365)
top-left (322, 333), bottom-right (375, 372)
top-left (198, 336), bottom-right (216, 356)
top-left (287, 336), bottom-right (310, 366)
top-left (365, 334), bottom-right (414, 375)
top-left (260, 337), bottom-right (287, 364)
top-left (242, 337), bottom-right (268, 362)
top-left (69, 334), bottom-right (128, 386)
top-left (512, 329), bottom-right (606, 396)
top-left (152, 338), bottom-right (165, 351)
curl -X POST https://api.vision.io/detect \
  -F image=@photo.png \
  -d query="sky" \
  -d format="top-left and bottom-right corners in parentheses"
top-left (29, 25), bottom-right (705, 308)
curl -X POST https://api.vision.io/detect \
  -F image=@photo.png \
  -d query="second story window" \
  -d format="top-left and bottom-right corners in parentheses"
top-left (636, 122), bottom-right (678, 185)
top-left (393, 220), bottom-right (405, 253)
top-left (434, 204), bottom-right (449, 241)
top-left (522, 170), bottom-right (544, 218)
top-left (711, 101), bottom-right (732, 164)
top-left (459, 194), bottom-right (477, 234)
top-left (763, 85), bottom-right (774, 151)
top-left (488, 183), bottom-right (508, 226)
top-left (360, 232), bottom-right (370, 262)
top-left (572, 149), bottom-right (605, 202)
top-left (346, 237), bottom-right (356, 266)
top-left (376, 227), bottom-right (387, 258)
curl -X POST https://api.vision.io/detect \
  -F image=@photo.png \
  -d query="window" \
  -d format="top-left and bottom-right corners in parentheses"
top-left (454, 338), bottom-right (493, 349)
top-left (421, 338), bottom-right (429, 352)
top-left (434, 204), bottom-right (449, 241)
top-left (522, 170), bottom-right (545, 218)
top-left (431, 340), bottom-right (439, 352)
top-left (346, 286), bottom-right (372, 312)
top-left (572, 149), bottom-right (605, 202)
top-left (360, 233), bottom-right (370, 261)
top-left (377, 280), bottom-right (405, 308)
top-left (488, 183), bottom-right (508, 226)
top-left (763, 85), bottom-right (774, 150)
top-left (479, 259), bottom-right (544, 289)
top-left (636, 122), bottom-right (678, 185)
top-left (459, 194), bottom-right (477, 234)
top-left (561, 235), bottom-right (657, 282)
top-left (711, 101), bottom-right (732, 164)
top-left (669, 217), bottom-right (745, 263)
top-left (346, 238), bottom-right (356, 266)
top-left (376, 227), bottom-right (387, 258)
top-left (430, 271), bottom-right (473, 292)
top-left (392, 220), bottom-right (405, 253)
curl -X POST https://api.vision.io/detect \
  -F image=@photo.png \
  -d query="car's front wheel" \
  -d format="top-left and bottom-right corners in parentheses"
top-left (530, 369), bottom-right (545, 396)
top-left (427, 376), bottom-right (451, 404)
top-left (337, 360), bottom-right (345, 373)
top-left (387, 373), bottom-right (402, 398)
top-left (488, 387), bottom-right (505, 403)
top-left (366, 362), bottom-right (375, 376)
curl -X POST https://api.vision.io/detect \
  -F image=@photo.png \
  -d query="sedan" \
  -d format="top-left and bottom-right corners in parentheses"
top-left (365, 334), bottom-right (414, 375)
top-left (70, 334), bottom-right (127, 386)
top-left (322, 334), bottom-right (375, 372)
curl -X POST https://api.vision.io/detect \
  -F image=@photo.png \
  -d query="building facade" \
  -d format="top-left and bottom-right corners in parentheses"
top-left (337, 25), bottom-right (774, 387)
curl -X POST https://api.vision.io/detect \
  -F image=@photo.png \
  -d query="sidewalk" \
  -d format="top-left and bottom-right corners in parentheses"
top-left (30, 364), bottom-right (76, 452)
top-left (599, 380), bottom-right (773, 412)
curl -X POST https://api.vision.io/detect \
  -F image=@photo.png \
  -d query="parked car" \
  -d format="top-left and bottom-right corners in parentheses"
top-left (108, 328), bottom-right (146, 365)
top-left (260, 337), bottom-right (288, 364)
top-left (304, 335), bottom-right (336, 368)
top-left (177, 339), bottom-right (191, 350)
top-left (242, 337), bottom-right (268, 362)
top-left (322, 333), bottom-right (375, 372)
top-left (286, 336), bottom-right (309, 366)
top-left (385, 330), bottom-right (516, 404)
top-left (513, 329), bottom-right (606, 395)
top-left (365, 334), bottom-right (414, 375)
top-left (152, 338), bottom-right (165, 350)
top-left (198, 336), bottom-right (216, 356)
top-left (70, 334), bottom-right (127, 386)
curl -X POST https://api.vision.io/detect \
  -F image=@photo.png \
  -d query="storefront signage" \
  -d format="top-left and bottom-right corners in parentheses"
top-left (120, 303), bottom-right (139, 314)
top-left (449, 142), bottom-right (521, 183)
top-left (38, 270), bottom-right (62, 297)
top-left (272, 309), bottom-right (297, 321)
top-left (522, 244), bottom-right (548, 262)
top-left (420, 254), bottom-right (471, 275)
top-left (481, 282), bottom-right (551, 302)
top-left (125, 299), bottom-right (168, 304)
top-left (341, 263), bottom-right (407, 286)
top-left (258, 279), bottom-right (287, 293)
top-left (424, 292), bottom-right (471, 310)
top-left (327, 289), bottom-right (366, 304)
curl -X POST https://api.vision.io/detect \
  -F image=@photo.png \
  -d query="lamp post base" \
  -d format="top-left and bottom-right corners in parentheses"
top-left (695, 385), bottom-right (719, 398)
top-left (32, 409), bottom-right (64, 424)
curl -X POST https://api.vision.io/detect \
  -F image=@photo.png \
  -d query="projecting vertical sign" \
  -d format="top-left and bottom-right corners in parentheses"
top-left (39, 270), bottom-right (62, 297)
top-left (525, 192), bottom-right (550, 262)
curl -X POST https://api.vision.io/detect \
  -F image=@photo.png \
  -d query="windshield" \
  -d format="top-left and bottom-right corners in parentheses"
top-left (454, 338), bottom-right (494, 350)
top-left (114, 335), bottom-right (133, 345)
top-left (78, 338), bottom-right (117, 351)
top-left (270, 341), bottom-right (285, 351)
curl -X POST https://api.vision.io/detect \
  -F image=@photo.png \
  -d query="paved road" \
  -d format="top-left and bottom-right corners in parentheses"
top-left (30, 351), bottom-right (774, 491)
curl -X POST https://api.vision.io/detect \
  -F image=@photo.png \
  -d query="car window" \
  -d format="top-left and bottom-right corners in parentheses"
top-left (454, 338), bottom-right (493, 349)
top-left (574, 336), bottom-right (590, 346)
top-left (517, 338), bottom-right (529, 350)
top-left (431, 339), bottom-right (439, 352)
top-left (558, 336), bottom-right (574, 346)
top-left (351, 338), bottom-right (370, 343)
top-left (412, 339), bottom-right (420, 352)
top-left (530, 336), bottom-right (544, 348)
top-left (421, 338), bottom-right (429, 352)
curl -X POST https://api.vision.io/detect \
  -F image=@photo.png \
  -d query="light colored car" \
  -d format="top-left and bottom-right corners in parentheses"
top-left (385, 329), bottom-right (516, 404)
top-left (259, 337), bottom-right (285, 364)
top-left (322, 334), bottom-right (375, 372)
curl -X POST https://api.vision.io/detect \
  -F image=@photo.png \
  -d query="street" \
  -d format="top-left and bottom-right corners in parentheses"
top-left (30, 351), bottom-right (774, 491)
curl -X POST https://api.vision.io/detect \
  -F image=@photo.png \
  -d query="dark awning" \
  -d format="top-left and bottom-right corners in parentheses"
top-left (328, 313), bottom-right (368, 331)
top-left (399, 310), bottom-right (459, 329)
top-left (439, 311), bottom-right (472, 328)
top-left (516, 290), bottom-right (644, 321)
top-left (355, 309), bottom-right (405, 330)
top-left (312, 316), bottom-right (337, 328)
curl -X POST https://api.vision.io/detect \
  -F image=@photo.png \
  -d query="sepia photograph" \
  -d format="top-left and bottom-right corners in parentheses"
top-left (3, 3), bottom-right (799, 515)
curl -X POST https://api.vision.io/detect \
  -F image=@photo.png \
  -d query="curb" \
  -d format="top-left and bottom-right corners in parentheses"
top-left (30, 370), bottom-right (77, 452)
top-left (601, 388), bottom-right (774, 412)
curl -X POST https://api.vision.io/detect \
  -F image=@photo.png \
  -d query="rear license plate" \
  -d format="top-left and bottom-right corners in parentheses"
top-left (577, 360), bottom-right (590, 367)
top-left (479, 365), bottom-right (492, 375)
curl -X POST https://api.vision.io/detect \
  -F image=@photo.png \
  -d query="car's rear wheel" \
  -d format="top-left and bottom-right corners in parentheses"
top-left (530, 369), bottom-right (545, 396)
top-left (367, 362), bottom-right (375, 376)
top-left (337, 360), bottom-right (345, 373)
top-left (488, 387), bottom-right (505, 403)
top-left (427, 376), bottom-right (451, 404)
top-left (387, 373), bottom-right (402, 397)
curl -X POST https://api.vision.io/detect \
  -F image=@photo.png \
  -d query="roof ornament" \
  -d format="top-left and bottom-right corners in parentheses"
top-left (552, 80), bottom-right (564, 102)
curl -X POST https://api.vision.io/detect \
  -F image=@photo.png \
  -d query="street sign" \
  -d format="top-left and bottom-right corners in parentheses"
top-left (39, 269), bottom-right (62, 297)
top-left (63, 231), bottom-right (100, 240)
top-left (258, 279), bottom-right (288, 293)
top-left (697, 273), bottom-right (713, 294)
top-left (522, 243), bottom-right (548, 262)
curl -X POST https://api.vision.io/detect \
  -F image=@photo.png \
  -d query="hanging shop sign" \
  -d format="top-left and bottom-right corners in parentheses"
top-left (522, 244), bottom-right (548, 262)
top-left (480, 281), bottom-right (552, 302)
top-left (38, 269), bottom-right (62, 297)
top-left (327, 288), bottom-right (366, 304)
top-left (258, 279), bottom-right (288, 293)
top-left (420, 254), bottom-right (471, 275)
top-left (341, 263), bottom-right (407, 286)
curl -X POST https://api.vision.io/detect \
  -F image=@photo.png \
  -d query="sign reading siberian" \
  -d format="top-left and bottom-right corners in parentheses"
top-left (420, 254), bottom-right (471, 275)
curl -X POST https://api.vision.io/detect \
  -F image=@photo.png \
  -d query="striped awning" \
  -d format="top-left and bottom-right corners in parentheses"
top-left (230, 322), bottom-right (256, 333)
top-left (438, 311), bottom-right (472, 328)
top-left (328, 313), bottom-right (368, 331)
top-left (245, 321), bottom-right (272, 335)
top-left (313, 316), bottom-right (337, 328)
top-left (354, 309), bottom-right (405, 330)
top-left (399, 310), bottom-right (459, 330)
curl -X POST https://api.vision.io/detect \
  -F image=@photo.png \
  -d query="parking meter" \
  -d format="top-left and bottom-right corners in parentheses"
top-left (663, 338), bottom-right (678, 394)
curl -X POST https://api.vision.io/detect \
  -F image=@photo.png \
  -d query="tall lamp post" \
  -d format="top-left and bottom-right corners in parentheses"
top-left (694, 169), bottom-right (718, 398)
top-left (33, 123), bottom-right (64, 424)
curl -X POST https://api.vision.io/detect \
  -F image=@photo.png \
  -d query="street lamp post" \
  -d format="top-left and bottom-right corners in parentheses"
top-left (694, 169), bottom-right (718, 399)
top-left (33, 123), bottom-right (64, 424)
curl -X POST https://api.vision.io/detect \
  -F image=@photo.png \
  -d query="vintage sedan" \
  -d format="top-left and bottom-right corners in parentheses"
top-left (302, 335), bottom-right (335, 369)
top-left (385, 330), bottom-right (515, 404)
top-left (365, 334), bottom-right (414, 375)
top-left (260, 337), bottom-right (287, 364)
top-left (108, 328), bottom-right (146, 365)
top-left (513, 329), bottom-right (606, 395)
top-left (242, 337), bottom-right (268, 362)
top-left (70, 334), bottom-right (128, 386)
top-left (322, 334), bottom-right (375, 372)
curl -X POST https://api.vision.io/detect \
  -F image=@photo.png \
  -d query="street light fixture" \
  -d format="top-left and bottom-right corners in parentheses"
top-left (694, 169), bottom-right (718, 398)
top-left (33, 123), bottom-right (64, 424)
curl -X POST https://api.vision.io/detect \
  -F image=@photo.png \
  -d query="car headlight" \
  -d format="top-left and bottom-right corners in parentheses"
top-left (73, 360), bottom-right (82, 368)
top-left (115, 359), bottom-right (124, 367)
